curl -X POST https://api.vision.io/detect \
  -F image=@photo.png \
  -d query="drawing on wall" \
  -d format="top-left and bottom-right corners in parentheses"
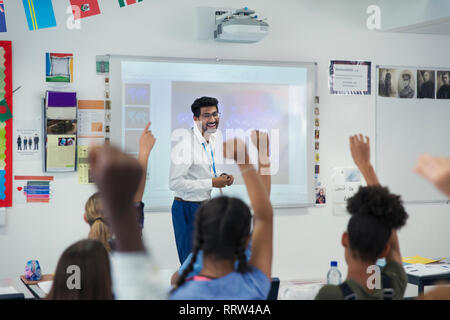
top-left (46, 53), bottom-right (74, 83)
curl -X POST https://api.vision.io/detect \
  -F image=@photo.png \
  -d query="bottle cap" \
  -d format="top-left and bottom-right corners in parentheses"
top-left (330, 261), bottom-right (337, 267)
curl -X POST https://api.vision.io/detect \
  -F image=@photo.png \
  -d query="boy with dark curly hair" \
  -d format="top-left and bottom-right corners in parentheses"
top-left (316, 134), bottom-right (408, 300)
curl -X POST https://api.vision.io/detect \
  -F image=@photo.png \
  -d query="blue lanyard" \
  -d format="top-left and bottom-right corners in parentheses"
top-left (202, 143), bottom-right (217, 178)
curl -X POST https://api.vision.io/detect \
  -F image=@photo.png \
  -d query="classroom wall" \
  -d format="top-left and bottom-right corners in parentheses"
top-left (1, 0), bottom-right (449, 296)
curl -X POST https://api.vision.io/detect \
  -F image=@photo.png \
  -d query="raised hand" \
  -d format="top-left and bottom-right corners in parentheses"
top-left (349, 134), bottom-right (380, 186)
top-left (89, 145), bottom-right (143, 214)
top-left (349, 134), bottom-right (371, 169)
top-left (139, 122), bottom-right (156, 158)
top-left (414, 155), bottom-right (450, 198)
top-left (89, 145), bottom-right (145, 252)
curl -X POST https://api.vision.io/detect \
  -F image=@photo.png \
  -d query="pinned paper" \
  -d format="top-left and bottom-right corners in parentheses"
top-left (70, 0), bottom-right (101, 20)
top-left (14, 120), bottom-right (41, 162)
top-left (314, 153), bottom-right (320, 163)
top-left (331, 167), bottom-right (361, 216)
top-left (22, 0), bottom-right (57, 31)
top-left (315, 187), bottom-right (326, 205)
top-left (118, 0), bottom-right (143, 8)
top-left (14, 176), bottom-right (53, 204)
top-left (0, 1), bottom-right (7, 32)
top-left (96, 55), bottom-right (109, 75)
top-left (46, 53), bottom-right (74, 83)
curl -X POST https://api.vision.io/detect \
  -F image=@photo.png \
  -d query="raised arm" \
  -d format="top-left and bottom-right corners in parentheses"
top-left (251, 130), bottom-right (271, 196)
top-left (414, 155), bottom-right (450, 199)
top-left (223, 138), bottom-right (273, 279)
top-left (89, 145), bottom-right (145, 252)
top-left (349, 134), bottom-right (380, 186)
top-left (134, 122), bottom-right (156, 203)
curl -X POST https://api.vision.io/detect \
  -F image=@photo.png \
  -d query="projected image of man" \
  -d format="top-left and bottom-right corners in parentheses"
top-left (169, 96), bottom-right (234, 264)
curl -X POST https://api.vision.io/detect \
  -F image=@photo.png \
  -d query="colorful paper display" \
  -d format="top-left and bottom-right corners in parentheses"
top-left (0, 41), bottom-right (12, 207)
top-left (119, 0), bottom-right (143, 8)
top-left (14, 176), bottom-right (53, 204)
top-left (46, 53), bottom-right (74, 83)
top-left (22, 0), bottom-right (57, 31)
top-left (70, 0), bottom-right (101, 20)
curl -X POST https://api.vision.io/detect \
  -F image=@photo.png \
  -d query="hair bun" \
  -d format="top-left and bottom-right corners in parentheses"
top-left (346, 186), bottom-right (408, 229)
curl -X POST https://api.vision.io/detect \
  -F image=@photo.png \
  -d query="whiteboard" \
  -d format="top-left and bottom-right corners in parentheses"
top-left (110, 56), bottom-right (317, 211)
top-left (376, 65), bottom-right (450, 203)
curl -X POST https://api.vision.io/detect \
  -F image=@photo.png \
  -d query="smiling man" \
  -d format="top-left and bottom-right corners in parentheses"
top-left (169, 96), bottom-right (234, 264)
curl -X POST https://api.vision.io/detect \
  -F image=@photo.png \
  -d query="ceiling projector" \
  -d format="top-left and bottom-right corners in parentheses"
top-left (214, 8), bottom-right (269, 43)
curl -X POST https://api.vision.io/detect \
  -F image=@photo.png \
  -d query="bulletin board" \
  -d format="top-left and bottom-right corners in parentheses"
top-left (0, 41), bottom-right (13, 207)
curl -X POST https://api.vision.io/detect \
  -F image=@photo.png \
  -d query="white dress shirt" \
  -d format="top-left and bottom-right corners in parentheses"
top-left (169, 124), bottom-right (221, 202)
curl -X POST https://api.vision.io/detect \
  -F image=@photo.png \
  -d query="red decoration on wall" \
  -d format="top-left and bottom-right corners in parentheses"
top-left (0, 40), bottom-right (12, 207)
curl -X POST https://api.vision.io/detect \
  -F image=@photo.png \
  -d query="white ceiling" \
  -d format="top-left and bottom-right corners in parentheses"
top-left (379, 0), bottom-right (450, 35)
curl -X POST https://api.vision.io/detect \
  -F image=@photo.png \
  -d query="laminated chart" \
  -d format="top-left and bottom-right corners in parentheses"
top-left (14, 176), bottom-right (53, 204)
top-left (0, 41), bottom-right (12, 206)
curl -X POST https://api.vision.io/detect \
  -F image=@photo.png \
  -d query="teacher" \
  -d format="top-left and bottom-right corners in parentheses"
top-left (169, 96), bottom-right (234, 264)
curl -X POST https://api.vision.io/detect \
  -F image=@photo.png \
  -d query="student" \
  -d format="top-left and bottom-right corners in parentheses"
top-left (170, 137), bottom-right (273, 300)
top-left (414, 154), bottom-right (450, 198)
top-left (315, 134), bottom-right (409, 300)
top-left (47, 239), bottom-right (112, 300)
top-left (170, 130), bottom-right (271, 286)
top-left (88, 144), bottom-right (167, 299)
top-left (83, 122), bottom-right (155, 251)
top-left (84, 192), bottom-right (111, 252)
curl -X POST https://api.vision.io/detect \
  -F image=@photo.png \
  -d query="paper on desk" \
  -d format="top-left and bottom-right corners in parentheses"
top-left (404, 264), bottom-right (450, 276)
top-left (0, 286), bottom-right (19, 294)
top-left (38, 280), bottom-right (53, 295)
top-left (402, 256), bottom-right (439, 264)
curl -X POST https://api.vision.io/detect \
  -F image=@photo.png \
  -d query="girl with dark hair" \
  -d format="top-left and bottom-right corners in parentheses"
top-left (170, 137), bottom-right (273, 300)
top-left (47, 239), bottom-right (112, 300)
top-left (170, 130), bottom-right (271, 286)
top-left (316, 134), bottom-right (408, 300)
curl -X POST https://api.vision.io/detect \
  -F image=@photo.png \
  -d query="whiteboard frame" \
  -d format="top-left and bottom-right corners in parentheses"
top-left (109, 55), bottom-right (318, 212)
top-left (375, 64), bottom-right (450, 205)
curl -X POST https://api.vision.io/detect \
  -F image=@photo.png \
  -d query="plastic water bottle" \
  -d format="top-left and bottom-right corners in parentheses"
top-left (327, 261), bottom-right (342, 285)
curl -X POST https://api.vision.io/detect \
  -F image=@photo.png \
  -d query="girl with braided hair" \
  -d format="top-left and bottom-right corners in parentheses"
top-left (170, 130), bottom-right (271, 287)
top-left (170, 136), bottom-right (273, 300)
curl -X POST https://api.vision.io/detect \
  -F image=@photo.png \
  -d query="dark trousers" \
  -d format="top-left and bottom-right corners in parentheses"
top-left (171, 199), bottom-right (201, 264)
